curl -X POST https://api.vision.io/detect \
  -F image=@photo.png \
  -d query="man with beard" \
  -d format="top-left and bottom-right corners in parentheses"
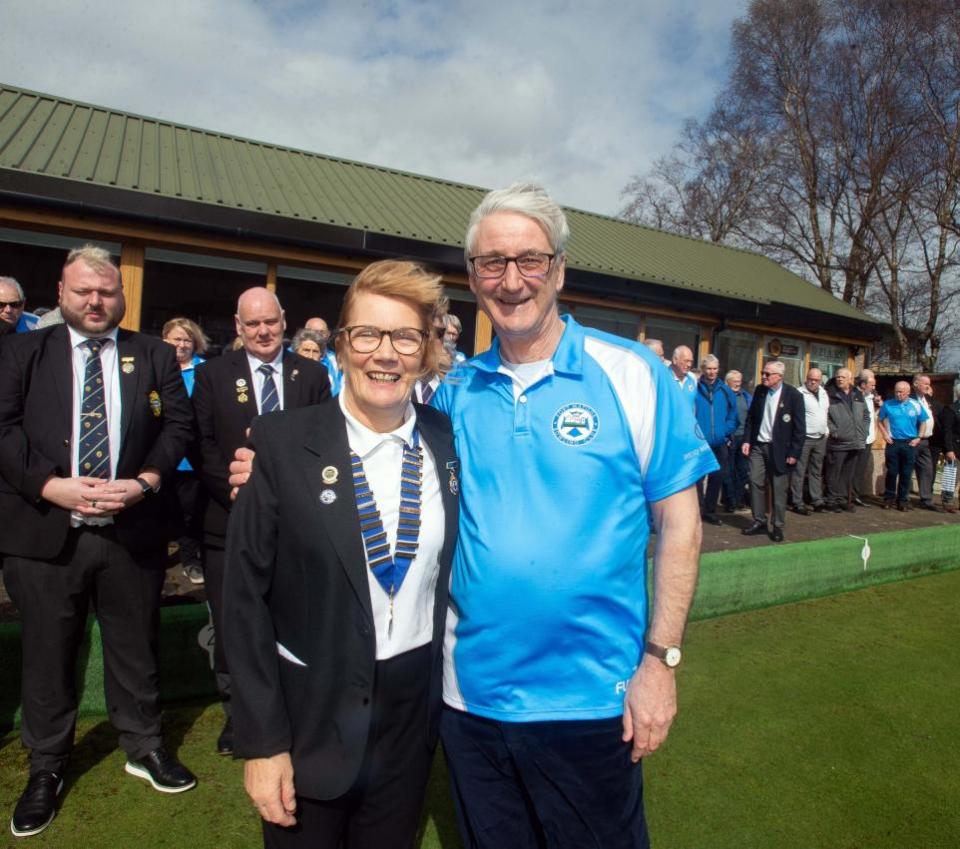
top-left (0, 245), bottom-right (196, 838)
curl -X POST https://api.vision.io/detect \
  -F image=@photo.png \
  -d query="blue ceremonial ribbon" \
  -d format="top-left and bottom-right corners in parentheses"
top-left (350, 429), bottom-right (422, 605)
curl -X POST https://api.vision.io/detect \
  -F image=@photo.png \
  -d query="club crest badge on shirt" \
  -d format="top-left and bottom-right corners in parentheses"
top-left (552, 403), bottom-right (599, 447)
top-left (446, 460), bottom-right (460, 496)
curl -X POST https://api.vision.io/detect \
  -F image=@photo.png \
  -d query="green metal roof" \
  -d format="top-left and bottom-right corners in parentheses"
top-left (0, 82), bottom-right (875, 326)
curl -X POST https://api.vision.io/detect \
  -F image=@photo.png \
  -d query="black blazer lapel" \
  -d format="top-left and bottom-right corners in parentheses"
top-left (230, 350), bottom-right (257, 420)
top-left (417, 407), bottom-right (459, 570)
top-left (302, 405), bottom-right (374, 625)
top-left (281, 351), bottom-right (303, 409)
top-left (47, 325), bottom-right (74, 436)
top-left (117, 330), bottom-right (143, 453)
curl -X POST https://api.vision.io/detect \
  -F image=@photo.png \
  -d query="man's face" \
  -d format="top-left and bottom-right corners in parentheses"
top-left (805, 370), bottom-right (822, 392)
top-left (863, 375), bottom-right (876, 393)
top-left (236, 291), bottom-right (285, 362)
top-left (58, 261), bottom-right (125, 336)
top-left (468, 212), bottom-right (563, 348)
top-left (305, 317), bottom-right (330, 345)
top-left (444, 324), bottom-right (460, 347)
top-left (704, 363), bottom-right (719, 381)
top-left (895, 382), bottom-right (910, 401)
top-left (761, 365), bottom-right (784, 390)
top-left (671, 349), bottom-right (693, 377)
top-left (835, 370), bottom-right (851, 391)
top-left (726, 375), bottom-right (742, 392)
top-left (0, 280), bottom-right (24, 334)
top-left (915, 376), bottom-right (932, 397)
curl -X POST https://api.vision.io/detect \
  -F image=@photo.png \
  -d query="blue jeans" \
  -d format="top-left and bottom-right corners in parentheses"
top-left (884, 441), bottom-right (916, 503)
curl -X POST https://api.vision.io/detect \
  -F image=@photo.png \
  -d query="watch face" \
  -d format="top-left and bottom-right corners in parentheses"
top-left (664, 647), bottom-right (682, 668)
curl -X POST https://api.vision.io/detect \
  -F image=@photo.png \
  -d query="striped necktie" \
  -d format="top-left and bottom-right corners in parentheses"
top-left (259, 363), bottom-right (280, 413)
top-left (79, 338), bottom-right (111, 478)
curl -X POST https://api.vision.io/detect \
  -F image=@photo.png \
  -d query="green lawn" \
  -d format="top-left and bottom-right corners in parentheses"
top-left (1, 570), bottom-right (957, 848)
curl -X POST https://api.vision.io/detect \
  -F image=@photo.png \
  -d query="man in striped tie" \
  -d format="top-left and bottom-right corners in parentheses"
top-left (0, 245), bottom-right (197, 838)
top-left (192, 287), bottom-right (330, 756)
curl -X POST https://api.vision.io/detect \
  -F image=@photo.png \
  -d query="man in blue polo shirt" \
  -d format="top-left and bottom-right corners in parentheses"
top-left (877, 380), bottom-right (929, 510)
top-left (435, 183), bottom-right (717, 849)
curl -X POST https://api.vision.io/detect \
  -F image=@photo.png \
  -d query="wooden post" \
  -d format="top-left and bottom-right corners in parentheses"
top-left (119, 242), bottom-right (145, 331)
top-left (266, 262), bottom-right (277, 293)
top-left (474, 309), bottom-right (493, 354)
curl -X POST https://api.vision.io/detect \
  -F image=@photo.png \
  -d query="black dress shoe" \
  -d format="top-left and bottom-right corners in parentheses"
top-left (920, 502), bottom-right (940, 512)
top-left (125, 747), bottom-right (197, 793)
top-left (770, 528), bottom-right (784, 542)
top-left (792, 505), bottom-right (811, 516)
top-left (10, 771), bottom-right (63, 838)
top-left (852, 497), bottom-right (868, 507)
top-left (882, 501), bottom-right (894, 510)
top-left (832, 504), bottom-right (843, 513)
top-left (217, 717), bottom-right (234, 756)
top-left (812, 503), bottom-right (828, 513)
top-left (701, 513), bottom-right (723, 526)
top-left (741, 520), bottom-right (768, 536)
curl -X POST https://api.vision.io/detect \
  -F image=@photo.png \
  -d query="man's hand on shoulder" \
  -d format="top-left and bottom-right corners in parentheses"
top-left (229, 446), bottom-right (255, 500)
top-left (621, 656), bottom-right (677, 763)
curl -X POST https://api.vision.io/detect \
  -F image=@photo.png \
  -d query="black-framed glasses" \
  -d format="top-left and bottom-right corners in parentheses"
top-left (761, 371), bottom-right (780, 377)
top-left (340, 325), bottom-right (426, 355)
top-left (469, 252), bottom-right (556, 279)
top-left (0, 299), bottom-right (24, 309)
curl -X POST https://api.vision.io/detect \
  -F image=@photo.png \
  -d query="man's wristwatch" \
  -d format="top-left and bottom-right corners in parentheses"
top-left (135, 477), bottom-right (156, 499)
top-left (644, 641), bottom-right (682, 669)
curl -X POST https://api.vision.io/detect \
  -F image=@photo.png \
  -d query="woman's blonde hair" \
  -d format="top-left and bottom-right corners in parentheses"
top-left (162, 317), bottom-right (209, 355)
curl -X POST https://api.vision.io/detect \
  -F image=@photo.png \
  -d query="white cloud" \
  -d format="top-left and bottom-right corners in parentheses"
top-left (1, 0), bottom-right (746, 214)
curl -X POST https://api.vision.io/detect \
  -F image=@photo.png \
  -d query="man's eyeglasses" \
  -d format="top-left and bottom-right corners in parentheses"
top-left (761, 371), bottom-right (780, 377)
top-left (0, 300), bottom-right (24, 310)
top-left (469, 252), bottom-right (555, 279)
top-left (340, 325), bottom-right (426, 355)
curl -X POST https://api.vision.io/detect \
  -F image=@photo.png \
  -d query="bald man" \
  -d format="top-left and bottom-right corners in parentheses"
top-left (877, 381), bottom-right (929, 510)
top-left (192, 288), bottom-right (330, 754)
top-left (304, 315), bottom-right (341, 394)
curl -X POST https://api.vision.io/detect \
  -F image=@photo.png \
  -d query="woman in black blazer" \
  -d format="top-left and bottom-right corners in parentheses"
top-left (223, 260), bottom-right (459, 849)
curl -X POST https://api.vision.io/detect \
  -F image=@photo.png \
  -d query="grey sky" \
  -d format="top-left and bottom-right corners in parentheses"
top-left (1, 0), bottom-right (745, 215)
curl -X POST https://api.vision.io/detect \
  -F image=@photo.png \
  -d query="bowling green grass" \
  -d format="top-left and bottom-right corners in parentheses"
top-left (0, 568), bottom-right (957, 849)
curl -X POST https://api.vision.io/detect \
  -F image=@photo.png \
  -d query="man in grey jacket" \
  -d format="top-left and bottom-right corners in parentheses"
top-left (824, 368), bottom-right (871, 512)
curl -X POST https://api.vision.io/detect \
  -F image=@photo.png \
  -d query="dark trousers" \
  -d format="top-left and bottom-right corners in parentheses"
top-left (3, 527), bottom-right (166, 775)
top-left (173, 471), bottom-right (205, 568)
top-left (723, 437), bottom-right (749, 507)
top-left (884, 442), bottom-right (917, 504)
top-left (749, 443), bottom-right (789, 529)
top-left (698, 444), bottom-right (728, 515)
top-left (825, 447), bottom-right (859, 506)
top-left (203, 543), bottom-right (231, 714)
top-left (852, 445), bottom-right (873, 499)
top-left (441, 708), bottom-right (649, 849)
top-left (263, 644), bottom-right (434, 849)
top-left (914, 439), bottom-right (934, 504)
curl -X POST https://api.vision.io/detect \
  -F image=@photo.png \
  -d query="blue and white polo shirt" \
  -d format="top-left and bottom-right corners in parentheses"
top-left (434, 316), bottom-right (717, 722)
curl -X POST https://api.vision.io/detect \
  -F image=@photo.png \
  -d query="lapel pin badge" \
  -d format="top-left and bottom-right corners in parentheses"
top-left (320, 489), bottom-right (337, 505)
top-left (321, 465), bottom-right (339, 484)
top-left (121, 355), bottom-right (135, 374)
top-left (291, 369), bottom-right (299, 382)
